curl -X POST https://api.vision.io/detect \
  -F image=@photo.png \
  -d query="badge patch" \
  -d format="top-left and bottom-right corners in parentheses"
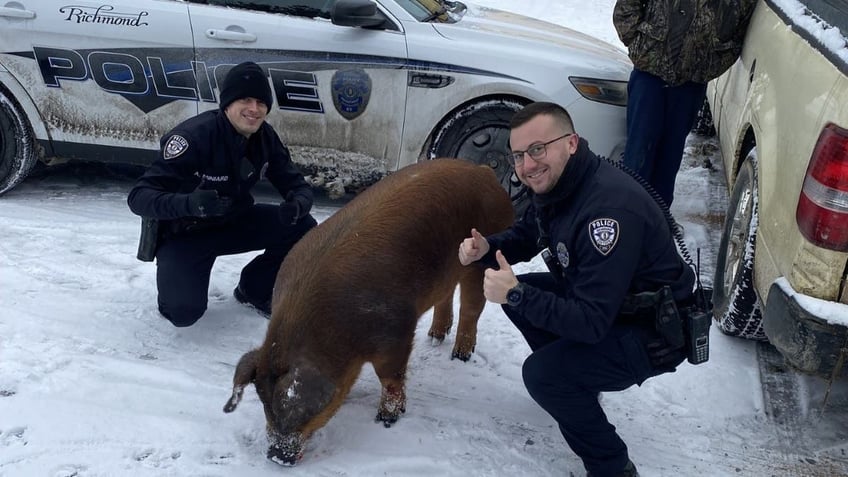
top-left (163, 135), bottom-right (188, 160)
top-left (556, 242), bottom-right (570, 269)
top-left (331, 68), bottom-right (372, 120)
top-left (588, 218), bottom-right (619, 255)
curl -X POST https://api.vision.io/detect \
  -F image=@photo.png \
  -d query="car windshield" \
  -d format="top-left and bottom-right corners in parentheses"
top-left (390, 0), bottom-right (466, 23)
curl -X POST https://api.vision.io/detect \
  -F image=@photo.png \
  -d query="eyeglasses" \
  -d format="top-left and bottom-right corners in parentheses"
top-left (507, 133), bottom-right (573, 166)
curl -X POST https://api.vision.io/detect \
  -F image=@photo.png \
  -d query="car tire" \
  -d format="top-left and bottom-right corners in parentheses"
top-left (428, 99), bottom-right (529, 217)
top-left (712, 149), bottom-right (766, 340)
top-left (0, 88), bottom-right (37, 195)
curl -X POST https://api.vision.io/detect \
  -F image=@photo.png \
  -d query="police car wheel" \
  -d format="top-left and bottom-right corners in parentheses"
top-left (0, 88), bottom-right (37, 195)
top-left (712, 150), bottom-right (766, 340)
top-left (429, 99), bottom-right (529, 217)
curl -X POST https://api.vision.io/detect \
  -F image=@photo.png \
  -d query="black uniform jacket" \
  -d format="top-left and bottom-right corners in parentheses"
top-left (127, 110), bottom-right (312, 232)
top-left (485, 138), bottom-right (695, 344)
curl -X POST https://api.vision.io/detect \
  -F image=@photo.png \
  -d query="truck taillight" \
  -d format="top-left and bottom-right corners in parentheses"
top-left (797, 123), bottom-right (848, 251)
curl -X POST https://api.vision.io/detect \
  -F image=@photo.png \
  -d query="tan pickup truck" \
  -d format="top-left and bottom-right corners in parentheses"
top-left (707, 0), bottom-right (848, 377)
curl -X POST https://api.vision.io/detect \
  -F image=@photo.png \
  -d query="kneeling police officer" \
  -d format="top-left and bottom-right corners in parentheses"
top-left (460, 102), bottom-right (701, 477)
top-left (128, 61), bottom-right (316, 327)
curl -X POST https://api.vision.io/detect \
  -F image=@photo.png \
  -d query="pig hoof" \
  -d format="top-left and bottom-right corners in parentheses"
top-left (375, 408), bottom-right (405, 427)
top-left (375, 412), bottom-right (398, 427)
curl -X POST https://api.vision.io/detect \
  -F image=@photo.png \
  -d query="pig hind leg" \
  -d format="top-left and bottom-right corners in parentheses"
top-left (427, 291), bottom-right (454, 345)
top-left (452, 267), bottom-right (486, 361)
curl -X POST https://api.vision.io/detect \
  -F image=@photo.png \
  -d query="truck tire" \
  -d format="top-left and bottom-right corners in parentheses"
top-left (0, 89), bottom-right (37, 195)
top-left (428, 99), bottom-right (529, 217)
top-left (712, 149), bottom-right (766, 340)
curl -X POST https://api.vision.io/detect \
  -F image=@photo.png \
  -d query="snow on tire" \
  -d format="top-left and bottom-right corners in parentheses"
top-left (712, 149), bottom-right (766, 340)
top-left (0, 88), bottom-right (37, 195)
top-left (427, 98), bottom-right (528, 217)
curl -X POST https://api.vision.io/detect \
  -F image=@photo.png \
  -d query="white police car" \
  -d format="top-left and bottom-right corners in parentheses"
top-left (0, 0), bottom-right (630, 199)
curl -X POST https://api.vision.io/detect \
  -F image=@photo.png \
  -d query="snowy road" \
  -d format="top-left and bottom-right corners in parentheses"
top-left (2, 135), bottom-right (848, 476)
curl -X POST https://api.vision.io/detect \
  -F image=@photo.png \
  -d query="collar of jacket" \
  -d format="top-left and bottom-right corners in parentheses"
top-left (218, 111), bottom-right (249, 150)
top-left (217, 110), bottom-right (270, 161)
top-left (532, 137), bottom-right (598, 212)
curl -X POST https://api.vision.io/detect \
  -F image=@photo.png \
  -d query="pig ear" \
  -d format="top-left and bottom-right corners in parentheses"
top-left (223, 349), bottom-right (260, 413)
top-left (271, 363), bottom-right (336, 433)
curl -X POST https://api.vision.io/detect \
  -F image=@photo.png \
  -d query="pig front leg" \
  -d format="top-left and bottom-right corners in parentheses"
top-left (372, 338), bottom-right (413, 427)
top-left (376, 382), bottom-right (406, 427)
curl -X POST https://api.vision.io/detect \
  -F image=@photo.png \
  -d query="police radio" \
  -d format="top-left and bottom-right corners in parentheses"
top-left (685, 308), bottom-right (711, 365)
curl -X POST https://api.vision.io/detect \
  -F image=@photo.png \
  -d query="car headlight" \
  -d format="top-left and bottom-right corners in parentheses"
top-left (568, 77), bottom-right (628, 106)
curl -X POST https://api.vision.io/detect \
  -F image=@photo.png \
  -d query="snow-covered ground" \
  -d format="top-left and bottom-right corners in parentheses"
top-left (2, 1), bottom-right (848, 477)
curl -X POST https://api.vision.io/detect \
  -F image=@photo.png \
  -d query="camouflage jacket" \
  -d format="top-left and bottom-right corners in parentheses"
top-left (614, 0), bottom-right (757, 85)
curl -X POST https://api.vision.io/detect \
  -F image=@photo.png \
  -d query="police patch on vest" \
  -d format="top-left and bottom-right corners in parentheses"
top-left (331, 68), bottom-right (371, 120)
top-left (588, 218), bottom-right (619, 256)
top-left (556, 242), bottom-right (570, 268)
top-left (163, 135), bottom-right (188, 160)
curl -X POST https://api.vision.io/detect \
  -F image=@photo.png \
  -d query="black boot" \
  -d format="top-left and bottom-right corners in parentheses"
top-left (234, 285), bottom-right (271, 318)
top-left (586, 460), bottom-right (639, 477)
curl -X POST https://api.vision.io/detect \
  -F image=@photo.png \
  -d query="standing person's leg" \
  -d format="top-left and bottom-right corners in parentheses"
top-left (500, 273), bottom-right (562, 351)
top-left (652, 81), bottom-right (708, 206)
top-left (155, 236), bottom-right (217, 327)
top-left (622, 69), bottom-right (668, 185)
top-left (521, 325), bottom-right (654, 476)
top-left (211, 204), bottom-right (317, 305)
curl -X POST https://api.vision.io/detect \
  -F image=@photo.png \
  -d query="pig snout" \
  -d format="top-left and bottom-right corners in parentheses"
top-left (266, 431), bottom-right (305, 466)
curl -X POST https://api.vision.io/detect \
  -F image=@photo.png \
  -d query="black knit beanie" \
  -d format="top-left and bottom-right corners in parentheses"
top-left (219, 62), bottom-right (273, 111)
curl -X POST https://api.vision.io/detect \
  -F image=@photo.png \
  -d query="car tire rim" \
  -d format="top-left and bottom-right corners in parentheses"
top-left (723, 182), bottom-right (754, 294)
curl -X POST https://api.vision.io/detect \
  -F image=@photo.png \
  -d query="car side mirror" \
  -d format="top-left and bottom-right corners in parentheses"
top-left (331, 0), bottom-right (388, 29)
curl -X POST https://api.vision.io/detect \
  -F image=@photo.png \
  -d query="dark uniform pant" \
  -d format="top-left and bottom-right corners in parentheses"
top-left (155, 204), bottom-right (316, 326)
top-left (502, 273), bottom-right (672, 477)
top-left (623, 68), bottom-right (707, 207)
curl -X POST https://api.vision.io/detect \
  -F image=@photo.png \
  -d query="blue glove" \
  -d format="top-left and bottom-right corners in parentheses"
top-left (187, 189), bottom-right (232, 218)
top-left (279, 191), bottom-right (312, 224)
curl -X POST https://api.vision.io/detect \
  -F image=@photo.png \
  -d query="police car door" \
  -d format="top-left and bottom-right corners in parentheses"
top-left (187, 0), bottom-right (408, 173)
top-left (0, 0), bottom-right (197, 162)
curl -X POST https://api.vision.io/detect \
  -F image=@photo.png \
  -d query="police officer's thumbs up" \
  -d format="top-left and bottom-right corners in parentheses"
top-left (483, 250), bottom-right (518, 304)
top-left (458, 228), bottom-right (490, 265)
top-left (187, 188), bottom-right (232, 218)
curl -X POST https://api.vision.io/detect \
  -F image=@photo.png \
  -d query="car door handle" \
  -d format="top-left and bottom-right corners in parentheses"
top-left (0, 6), bottom-right (36, 19)
top-left (205, 29), bottom-right (257, 42)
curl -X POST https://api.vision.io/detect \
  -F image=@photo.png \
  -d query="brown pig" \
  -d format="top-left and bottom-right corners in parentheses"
top-left (223, 158), bottom-right (514, 465)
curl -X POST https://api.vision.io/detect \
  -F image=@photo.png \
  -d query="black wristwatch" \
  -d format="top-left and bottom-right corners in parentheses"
top-left (506, 283), bottom-right (525, 307)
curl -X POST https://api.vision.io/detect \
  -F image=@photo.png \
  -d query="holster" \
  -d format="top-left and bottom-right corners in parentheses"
top-left (136, 216), bottom-right (160, 262)
top-left (621, 285), bottom-right (685, 349)
top-left (654, 285), bottom-right (685, 349)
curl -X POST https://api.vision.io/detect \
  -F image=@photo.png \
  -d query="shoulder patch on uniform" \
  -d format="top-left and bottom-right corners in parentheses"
top-left (163, 135), bottom-right (189, 160)
top-left (588, 218), bottom-right (619, 256)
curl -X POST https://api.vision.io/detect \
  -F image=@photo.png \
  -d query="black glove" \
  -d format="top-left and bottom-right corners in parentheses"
top-left (646, 339), bottom-right (686, 369)
top-left (187, 189), bottom-right (232, 218)
top-left (278, 191), bottom-right (312, 224)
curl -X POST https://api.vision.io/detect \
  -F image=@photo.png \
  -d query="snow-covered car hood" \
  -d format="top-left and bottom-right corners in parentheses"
top-left (433, 4), bottom-right (631, 70)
